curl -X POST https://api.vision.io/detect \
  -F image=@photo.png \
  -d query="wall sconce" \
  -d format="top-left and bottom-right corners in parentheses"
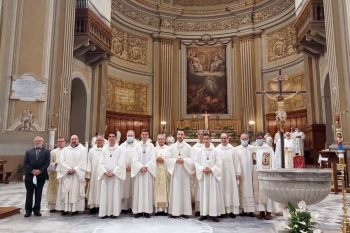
top-left (161, 121), bottom-right (166, 134)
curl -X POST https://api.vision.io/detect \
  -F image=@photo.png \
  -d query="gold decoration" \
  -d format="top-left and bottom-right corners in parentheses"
top-left (266, 24), bottom-right (296, 63)
top-left (111, 28), bottom-right (148, 66)
top-left (107, 76), bottom-right (149, 114)
top-left (175, 0), bottom-right (234, 6)
top-left (267, 72), bottom-right (306, 113)
top-left (112, 0), bottom-right (294, 31)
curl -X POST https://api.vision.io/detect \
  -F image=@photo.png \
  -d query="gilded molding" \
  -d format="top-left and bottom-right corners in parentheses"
top-left (266, 24), bottom-right (296, 63)
top-left (113, 0), bottom-right (294, 31)
top-left (111, 27), bottom-right (149, 66)
top-left (267, 72), bottom-right (306, 112)
top-left (174, 0), bottom-right (234, 7)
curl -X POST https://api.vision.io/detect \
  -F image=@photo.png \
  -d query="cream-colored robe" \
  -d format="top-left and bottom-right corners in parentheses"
top-left (148, 144), bottom-right (170, 213)
top-left (131, 140), bottom-right (155, 214)
top-left (56, 144), bottom-right (87, 212)
top-left (166, 141), bottom-right (195, 216)
top-left (284, 138), bottom-right (295, 168)
top-left (119, 140), bottom-right (142, 210)
top-left (216, 144), bottom-right (240, 214)
top-left (46, 147), bottom-right (63, 210)
top-left (98, 144), bottom-right (126, 217)
top-left (235, 145), bottom-right (255, 213)
top-left (86, 145), bottom-right (104, 208)
top-left (194, 147), bottom-right (225, 216)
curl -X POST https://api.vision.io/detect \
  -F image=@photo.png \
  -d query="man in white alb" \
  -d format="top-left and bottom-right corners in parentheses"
top-left (148, 134), bottom-right (170, 216)
top-left (56, 135), bottom-right (87, 216)
top-left (264, 133), bottom-right (273, 148)
top-left (115, 128), bottom-right (121, 145)
top-left (46, 137), bottom-right (66, 212)
top-left (252, 132), bottom-right (280, 220)
top-left (86, 134), bottom-right (105, 215)
top-left (191, 130), bottom-right (214, 216)
top-left (293, 127), bottom-right (305, 156)
top-left (284, 132), bottom-right (295, 168)
top-left (98, 132), bottom-right (126, 218)
top-left (120, 130), bottom-right (142, 213)
top-left (132, 129), bottom-right (155, 218)
top-left (166, 129), bottom-right (195, 218)
top-left (194, 133), bottom-right (224, 222)
top-left (235, 133), bottom-right (255, 217)
top-left (216, 133), bottom-right (240, 218)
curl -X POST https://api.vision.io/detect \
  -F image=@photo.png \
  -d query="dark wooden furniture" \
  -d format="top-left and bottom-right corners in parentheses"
top-left (0, 160), bottom-right (11, 184)
top-left (106, 111), bottom-right (152, 142)
top-left (303, 124), bottom-right (326, 165)
top-left (319, 150), bottom-right (348, 194)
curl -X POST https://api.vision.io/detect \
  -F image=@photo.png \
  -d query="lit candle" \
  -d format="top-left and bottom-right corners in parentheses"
top-left (85, 141), bottom-right (89, 149)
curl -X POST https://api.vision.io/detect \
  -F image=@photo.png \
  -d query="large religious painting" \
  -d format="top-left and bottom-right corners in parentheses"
top-left (186, 45), bottom-right (228, 114)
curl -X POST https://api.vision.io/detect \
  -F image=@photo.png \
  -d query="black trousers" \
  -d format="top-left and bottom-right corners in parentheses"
top-left (25, 179), bottom-right (45, 212)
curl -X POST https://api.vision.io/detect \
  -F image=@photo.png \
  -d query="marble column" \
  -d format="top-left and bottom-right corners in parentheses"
top-left (57, 0), bottom-right (76, 139)
top-left (239, 37), bottom-right (256, 132)
top-left (153, 34), bottom-right (175, 136)
top-left (323, 0), bottom-right (349, 140)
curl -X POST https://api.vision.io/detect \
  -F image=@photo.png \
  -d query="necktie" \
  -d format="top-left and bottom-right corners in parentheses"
top-left (36, 148), bottom-right (41, 160)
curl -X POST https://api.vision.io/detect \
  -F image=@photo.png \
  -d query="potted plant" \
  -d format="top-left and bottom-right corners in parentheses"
top-left (223, 126), bottom-right (229, 131)
top-left (189, 133), bottom-right (197, 139)
top-left (183, 126), bottom-right (190, 132)
top-left (215, 133), bottom-right (221, 139)
top-left (17, 164), bottom-right (26, 181)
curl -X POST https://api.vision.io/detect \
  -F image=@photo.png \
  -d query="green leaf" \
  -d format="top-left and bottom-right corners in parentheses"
top-left (287, 202), bottom-right (296, 212)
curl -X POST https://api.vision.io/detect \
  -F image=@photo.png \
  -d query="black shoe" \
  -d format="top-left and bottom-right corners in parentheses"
top-left (239, 211), bottom-right (247, 217)
top-left (219, 214), bottom-right (227, 218)
top-left (229, 213), bottom-right (236, 218)
top-left (61, 211), bottom-right (68, 216)
top-left (195, 211), bottom-right (200, 217)
top-left (182, 215), bottom-right (189, 218)
top-left (121, 210), bottom-right (128, 214)
top-left (199, 216), bottom-right (207, 221)
top-left (71, 211), bottom-right (78, 216)
top-left (24, 211), bottom-right (31, 218)
top-left (49, 210), bottom-right (57, 213)
top-left (33, 211), bottom-right (42, 217)
top-left (248, 212), bottom-right (255, 217)
top-left (89, 208), bottom-right (97, 215)
top-left (134, 213), bottom-right (142, 218)
top-left (144, 213), bottom-right (151, 218)
top-left (155, 212), bottom-right (161, 216)
top-left (101, 215), bottom-right (108, 219)
top-left (212, 217), bottom-right (219, 222)
top-left (110, 215), bottom-right (117, 219)
top-left (162, 212), bottom-right (168, 216)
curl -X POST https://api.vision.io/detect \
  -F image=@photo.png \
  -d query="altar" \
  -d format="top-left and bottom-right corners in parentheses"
top-left (184, 136), bottom-right (240, 146)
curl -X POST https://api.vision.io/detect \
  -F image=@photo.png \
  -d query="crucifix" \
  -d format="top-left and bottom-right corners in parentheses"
top-left (256, 68), bottom-right (306, 168)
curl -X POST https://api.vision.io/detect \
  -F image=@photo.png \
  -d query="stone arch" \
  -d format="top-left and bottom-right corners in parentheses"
top-left (321, 72), bottom-right (333, 147)
top-left (70, 72), bottom-right (89, 143)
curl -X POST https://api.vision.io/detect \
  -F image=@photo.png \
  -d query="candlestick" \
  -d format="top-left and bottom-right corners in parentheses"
top-left (85, 141), bottom-right (89, 150)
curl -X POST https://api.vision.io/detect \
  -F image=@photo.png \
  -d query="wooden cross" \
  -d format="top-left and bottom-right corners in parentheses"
top-left (256, 68), bottom-right (307, 169)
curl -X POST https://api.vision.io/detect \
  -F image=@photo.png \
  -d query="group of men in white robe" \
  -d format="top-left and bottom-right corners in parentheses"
top-left (45, 129), bottom-right (279, 222)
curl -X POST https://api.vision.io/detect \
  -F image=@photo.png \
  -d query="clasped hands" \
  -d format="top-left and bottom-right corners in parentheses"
top-left (126, 166), bottom-right (131, 172)
top-left (176, 158), bottom-right (184, 164)
top-left (203, 167), bottom-right (212, 174)
top-left (68, 168), bottom-right (76, 174)
top-left (31, 169), bottom-right (42, 176)
top-left (140, 167), bottom-right (148, 173)
top-left (104, 172), bottom-right (114, 177)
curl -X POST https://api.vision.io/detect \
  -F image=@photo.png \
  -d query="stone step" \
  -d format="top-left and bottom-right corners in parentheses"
top-left (0, 206), bottom-right (21, 219)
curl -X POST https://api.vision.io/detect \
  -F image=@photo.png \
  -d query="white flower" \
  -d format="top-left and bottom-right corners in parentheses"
top-left (294, 225), bottom-right (298, 228)
top-left (299, 221), bottom-right (306, 225)
top-left (285, 225), bottom-right (291, 230)
top-left (283, 209), bottom-right (291, 220)
top-left (311, 213), bottom-right (319, 222)
top-left (298, 200), bottom-right (307, 210)
top-left (313, 229), bottom-right (322, 233)
top-left (300, 230), bottom-right (307, 233)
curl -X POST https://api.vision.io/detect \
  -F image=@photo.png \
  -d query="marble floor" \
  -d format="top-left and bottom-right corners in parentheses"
top-left (0, 182), bottom-right (345, 233)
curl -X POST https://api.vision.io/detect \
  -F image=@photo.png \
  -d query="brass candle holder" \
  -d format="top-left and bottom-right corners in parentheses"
top-left (339, 150), bottom-right (350, 233)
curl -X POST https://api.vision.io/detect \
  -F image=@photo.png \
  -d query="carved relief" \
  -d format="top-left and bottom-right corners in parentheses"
top-left (267, 72), bottom-right (306, 113)
top-left (18, 110), bottom-right (35, 132)
top-left (266, 24), bottom-right (296, 63)
top-left (175, 0), bottom-right (234, 6)
top-left (112, 0), bottom-right (294, 31)
top-left (111, 28), bottom-right (148, 66)
top-left (107, 76), bottom-right (149, 114)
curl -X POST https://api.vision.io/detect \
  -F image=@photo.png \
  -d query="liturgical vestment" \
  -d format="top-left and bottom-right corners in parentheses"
top-left (56, 144), bottom-right (87, 212)
top-left (46, 147), bottom-right (63, 210)
top-left (98, 144), bottom-right (126, 217)
top-left (166, 141), bottom-right (195, 216)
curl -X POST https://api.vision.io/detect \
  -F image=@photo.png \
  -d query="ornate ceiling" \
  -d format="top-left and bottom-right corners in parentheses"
top-left (111, 0), bottom-right (295, 37)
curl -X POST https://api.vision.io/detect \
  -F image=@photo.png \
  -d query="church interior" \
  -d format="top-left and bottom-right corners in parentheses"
top-left (0, 0), bottom-right (350, 232)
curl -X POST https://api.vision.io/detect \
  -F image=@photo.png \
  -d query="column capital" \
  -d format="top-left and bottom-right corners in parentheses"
top-left (152, 32), bottom-right (176, 43)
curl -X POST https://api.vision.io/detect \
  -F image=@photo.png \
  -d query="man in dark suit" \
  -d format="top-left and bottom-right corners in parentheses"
top-left (23, 136), bottom-right (50, 217)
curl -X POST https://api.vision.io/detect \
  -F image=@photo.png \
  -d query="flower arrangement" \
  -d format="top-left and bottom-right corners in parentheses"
top-left (283, 201), bottom-right (321, 233)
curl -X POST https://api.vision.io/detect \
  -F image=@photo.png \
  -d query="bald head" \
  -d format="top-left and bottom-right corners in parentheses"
top-left (70, 135), bottom-right (79, 147)
top-left (220, 133), bottom-right (229, 146)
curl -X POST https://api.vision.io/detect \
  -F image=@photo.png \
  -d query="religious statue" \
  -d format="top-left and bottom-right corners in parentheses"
top-left (190, 115), bottom-right (198, 130)
top-left (263, 93), bottom-right (299, 131)
top-left (19, 110), bottom-right (34, 132)
top-left (337, 132), bottom-right (344, 151)
top-left (166, 134), bottom-right (175, 146)
top-left (178, 118), bottom-right (186, 129)
top-left (214, 115), bottom-right (221, 130)
top-left (335, 113), bottom-right (341, 129)
top-left (202, 111), bottom-right (210, 130)
top-left (227, 117), bottom-right (235, 130)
